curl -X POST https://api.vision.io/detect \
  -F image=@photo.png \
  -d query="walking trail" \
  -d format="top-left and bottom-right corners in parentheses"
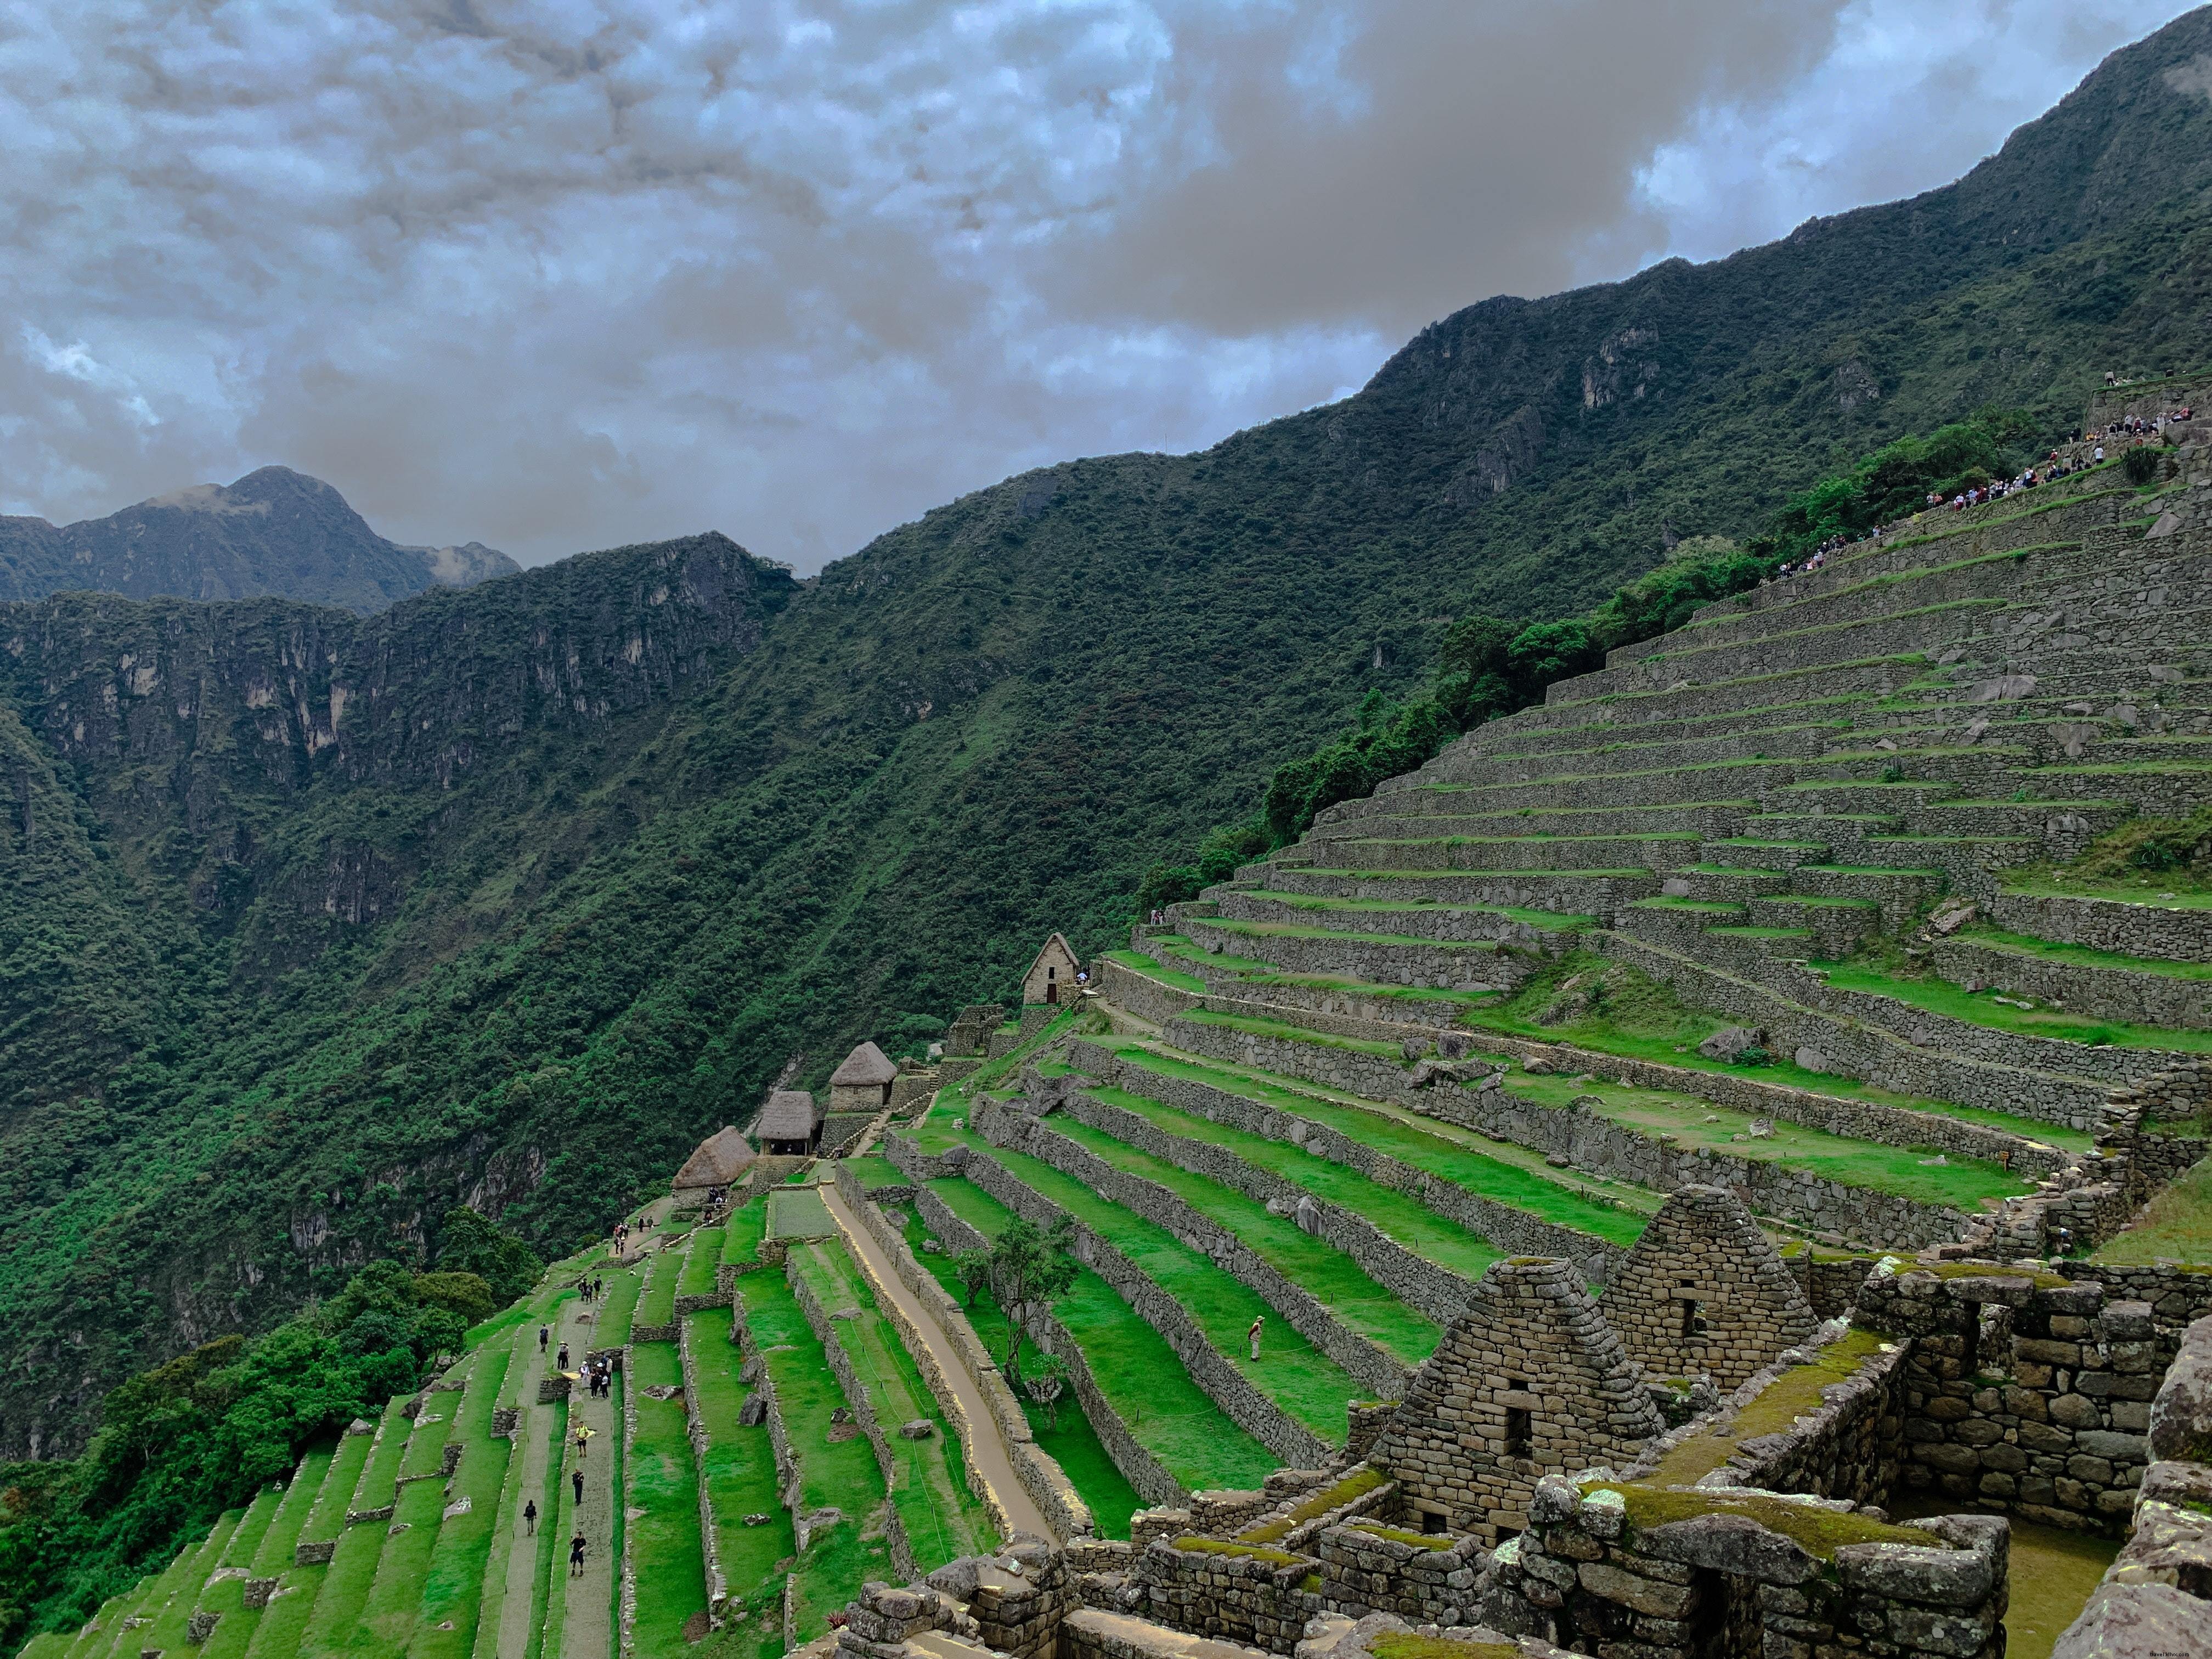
top-left (552, 1286), bottom-right (619, 1659)
top-left (818, 1181), bottom-right (1056, 1543)
top-left (488, 1318), bottom-right (556, 1659)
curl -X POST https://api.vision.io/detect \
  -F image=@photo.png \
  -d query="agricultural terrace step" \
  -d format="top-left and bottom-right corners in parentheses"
top-left (1178, 915), bottom-right (1539, 991)
top-left (2032, 760), bottom-right (2212, 820)
top-left (1613, 540), bottom-right (2107, 668)
top-left (1310, 799), bottom-right (1755, 842)
top-left (1441, 694), bottom-right (1881, 761)
top-left (1300, 832), bottom-right (1702, 872)
top-left (1659, 866), bottom-right (1793, 904)
top-left (1988, 886), bottom-right (2212, 965)
top-left (1699, 839), bottom-right (1835, 870)
top-left (1745, 896), bottom-right (1883, 955)
top-left (1930, 930), bottom-right (2212, 1032)
top-left (1563, 598), bottom-right (2014, 702)
top-left (1592, 928), bottom-right (2112, 1131)
top-left (1139, 939), bottom-right (1523, 1025)
top-left (1446, 720), bottom-right (1853, 781)
top-left (1856, 835), bottom-right (2042, 889)
top-left (1214, 889), bottom-right (1593, 945)
top-left (1263, 866), bottom-right (1660, 915)
top-left (1782, 866), bottom-right (1947, 928)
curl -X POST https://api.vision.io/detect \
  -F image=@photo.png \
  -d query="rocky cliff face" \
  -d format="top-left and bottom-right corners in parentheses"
top-left (0, 465), bottom-right (521, 612)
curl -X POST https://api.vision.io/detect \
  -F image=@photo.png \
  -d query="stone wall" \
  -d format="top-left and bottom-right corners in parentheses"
top-left (950, 1132), bottom-right (1338, 1468)
top-left (913, 1186), bottom-right (1187, 1508)
top-left (1932, 936), bottom-right (2212, 1032)
top-left (1602, 1187), bottom-right (1816, 1392)
top-left (1854, 1263), bottom-right (2176, 1534)
top-left (1985, 890), bottom-right (2212, 966)
top-left (833, 1161), bottom-right (1093, 1541)
top-left (2051, 1312), bottom-right (2212, 1658)
top-left (1374, 1258), bottom-right (1663, 1542)
top-left (1482, 1475), bottom-right (2010, 1659)
top-left (2055, 1260), bottom-right (2212, 1326)
top-left (1055, 1086), bottom-right (1475, 1335)
top-left (1314, 1522), bottom-right (1488, 1627)
top-left (1135, 1538), bottom-right (1322, 1653)
top-left (1066, 1039), bottom-right (1626, 1284)
top-left (1099, 960), bottom-right (1202, 1028)
top-left (678, 1321), bottom-right (731, 1626)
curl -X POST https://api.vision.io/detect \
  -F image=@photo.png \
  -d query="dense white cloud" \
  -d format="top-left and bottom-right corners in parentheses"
top-left (0, 0), bottom-right (2195, 569)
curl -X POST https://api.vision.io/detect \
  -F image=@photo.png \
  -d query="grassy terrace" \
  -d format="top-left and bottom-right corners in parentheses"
top-left (1088, 1074), bottom-right (1604, 1265)
top-left (915, 1176), bottom-right (1280, 1495)
top-left (635, 1235), bottom-right (689, 1326)
top-left (1052, 1091), bottom-right (1449, 1363)
top-left (242, 1419), bottom-right (377, 1659)
top-left (1814, 960), bottom-right (2212, 1054)
top-left (844, 1154), bottom-right (911, 1191)
top-left (352, 1356), bottom-right (478, 1658)
top-left (767, 1186), bottom-right (835, 1239)
top-left (735, 1270), bottom-right (894, 1644)
top-left (912, 1114), bottom-right (1361, 1442)
top-left (1108, 949), bottom-right (1207, 994)
top-left (2001, 872), bottom-right (2212, 910)
top-left (297, 1398), bottom-right (414, 1658)
top-left (1169, 1005), bottom-right (2039, 1212)
top-left (679, 1227), bottom-right (726, 1295)
top-left (1114, 1042), bottom-right (1661, 1233)
top-left (1960, 926), bottom-right (2212, 981)
top-left (187, 1488), bottom-right (282, 1659)
top-left (405, 1346), bottom-right (515, 1658)
top-left (686, 1304), bottom-right (791, 1659)
top-left (1188, 915), bottom-right (1517, 955)
top-left (134, 1510), bottom-right (241, 1656)
top-left (788, 1239), bottom-right (998, 1569)
top-left (624, 1335), bottom-right (709, 1657)
top-left (1454, 956), bottom-right (2095, 1151)
top-left (1248, 891), bottom-right (1595, 932)
top-left (722, 1201), bottom-right (769, 1265)
top-left (200, 1446), bottom-right (329, 1659)
top-left (2092, 1158), bottom-right (2212, 1266)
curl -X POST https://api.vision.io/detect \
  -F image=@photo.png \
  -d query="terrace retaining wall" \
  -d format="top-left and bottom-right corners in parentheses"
top-left (785, 1253), bottom-right (919, 1583)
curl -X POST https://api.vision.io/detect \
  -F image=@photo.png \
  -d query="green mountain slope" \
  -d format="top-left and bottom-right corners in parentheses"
top-left (8, 8), bottom-right (2212, 1461)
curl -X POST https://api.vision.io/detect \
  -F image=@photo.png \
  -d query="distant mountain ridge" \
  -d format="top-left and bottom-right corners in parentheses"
top-left (0, 465), bottom-right (518, 612)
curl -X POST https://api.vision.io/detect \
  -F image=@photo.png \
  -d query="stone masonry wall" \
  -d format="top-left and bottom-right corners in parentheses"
top-left (1602, 1186), bottom-right (1816, 1392)
top-left (1136, 1539), bottom-right (1322, 1654)
top-left (1066, 1039), bottom-right (1626, 1284)
top-left (786, 1251), bottom-right (921, 1582)
top-left (1985, 890), bottom-right (2212, 966)
top-left (1314, 1522), bottom-right (1488, 1628)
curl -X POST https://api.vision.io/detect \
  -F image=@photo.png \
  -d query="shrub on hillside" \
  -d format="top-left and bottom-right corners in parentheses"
top-left (434, 1206), bottom-right (543, 1306)
top-left (2124, 444), bottom-right (2163, 484)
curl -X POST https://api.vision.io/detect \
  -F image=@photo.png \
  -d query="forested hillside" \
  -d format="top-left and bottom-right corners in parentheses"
top-left (8, 7), bottom-right (2212, 1464)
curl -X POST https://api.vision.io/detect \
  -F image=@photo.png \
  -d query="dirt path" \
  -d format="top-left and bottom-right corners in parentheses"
top-left (551, 1294), bottom-right (618, 1659)
top-left (819, 1182), bottom-right (1057, 1543)
top-left (488, 1322), bottom-right (556, 1659)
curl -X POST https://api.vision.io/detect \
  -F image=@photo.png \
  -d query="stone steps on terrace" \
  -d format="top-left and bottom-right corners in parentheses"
top-left (1441, 693), bottom-right (1880, 764)
top-left (1929, 929), bottom-right (2212, 1032)
top-left (1565, 597), bottom-right (2015, 703)
top-left (1263, 865), bottom-right (1660, 916)
top-left (1985, 887), bottom-right (2212, 965)
top-left (1532, 653), bottom-right (1932, 729)
top-left (1176, 912), bottom-right (1541, 990)
top-left (1299, 830), bottom-right (1703, 872)
top-left (1211, 888), bottom-right (1595, 946)
top-left (1309, 797), bottom-right (1756, 844)
top-left (1590, 927), bottom-right (2113, 1131)
top-left (1615, 539), bottom-right (2108, 669)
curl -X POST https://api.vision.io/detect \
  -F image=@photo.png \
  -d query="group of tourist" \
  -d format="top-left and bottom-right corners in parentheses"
top-left (581, 1355), bottom-right (615, 1397)
top-left (2104, 406), bottom-right (2192, 439)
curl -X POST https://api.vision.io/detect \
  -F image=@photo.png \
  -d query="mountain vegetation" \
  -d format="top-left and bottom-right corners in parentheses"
top-left (6, 5), bottom-right (2212, 1501)
top-left (0, 465), bottom-right (515, 612)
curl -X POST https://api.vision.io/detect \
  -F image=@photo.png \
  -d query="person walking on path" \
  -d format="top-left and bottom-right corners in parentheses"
top-left (574, 1425), bottom-right (591, 1460)
top-left (557, 1341), bottom-right (570, 1370)
top-left (539, 1325), bottom-right (549, 1356)
top-left (1248, 1316), bottom-right (1263, 1361)
top-left (523, 1499), bottom-right (537, 1536)
top-left (573, 1467), bottom-right (585, 1505)
top-left (569, 1532), bottom-right (587, 1578)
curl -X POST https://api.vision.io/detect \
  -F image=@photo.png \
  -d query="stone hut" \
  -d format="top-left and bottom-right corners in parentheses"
top-left (754, 1089), bottom-right (822, 1156)
top-left (1372, 1256), bottom-right (1663, 1541)
top-left (669, 1125), bottom-right (756, 1198)
top-left (829, 1041), bottom-right (900, 1113)
top-left (1602, 1184), bottom-right (1816, 1391)
top-left (1022, 933), bottom-right (1082, 1007)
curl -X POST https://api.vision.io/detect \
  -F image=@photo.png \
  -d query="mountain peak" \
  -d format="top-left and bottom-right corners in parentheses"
top-left (0, 469), bottom-right (516, 612)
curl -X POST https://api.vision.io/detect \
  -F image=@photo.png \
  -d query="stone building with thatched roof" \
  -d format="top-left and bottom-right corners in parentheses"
top-left (754, 1089), bottom-right (822, 1156)
top-left (827, 1041), bottom-right (899, 1113)
top-left (670, 1125), bottom-right (756, 1197)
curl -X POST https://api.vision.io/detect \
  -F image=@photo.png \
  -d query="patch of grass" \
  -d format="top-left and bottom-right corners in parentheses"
top-left (735, 1272), bottom-right (893, 1642)
top-left (633, 1239), bottom-right (687, 1327)
top-left (1815, 960), bottom-right (2212, 1054)
top-left (843, 1156), bottom-right (907, 1191)
top-left (132, 1510), bottom-right (242, 1657)
top-left (916, 1178), bottom-right (1279, 1496)
top-left (1254, 892), bottom-right (1593, 931)
top-left (623, 1339), bottom-right (709, 1658)
top-left (1106, 950), bottom-right (1207, 994)
top-left (2091, 1157), bottom-right (2212, 1266)
top-left (1054, 1096), bottom-right (1448, 1363)
top-left (1600, 1482), bottom-right (1939, 1558)
top-left (1238, 1466), bottom-right (1389, 1543)
top-left (722, 1202), bottom-right (769, 1266)
top-left (1180, 1008), bottom-right (1409, 1059)
top-left (686, 1306), bottom-right (796, 1624)
top-left (766, 1187), bottom-right (835, 1240)
top-left (1645, 1328), bottom-right (1891, 1486)
top-left (1960, 927), bottom-right (2212, 982)
top-left (679, 1228), bottom-right (726, 1297)
top-left (1369, 1634), bottom-right (1519, 1659)
top-left (295, 1400), bottom-right (414, 1658)
top-left (406, 1347), bottom-right (516, 1658)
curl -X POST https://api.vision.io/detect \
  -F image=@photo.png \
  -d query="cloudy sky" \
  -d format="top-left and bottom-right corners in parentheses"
top-left (1, 0), bottom-right (2196, 571)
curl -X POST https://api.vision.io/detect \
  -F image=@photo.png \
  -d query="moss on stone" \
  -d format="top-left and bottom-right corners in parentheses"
top-left (1239, 1466), bottom-right (1390, 1543)
top-left (1368, 1634), bottom-right (1519, 1659)
top-left (1592, 1482), bottom-right (1941, 1559)
top-left (1169, 1537), bottom-right (1305, 1566)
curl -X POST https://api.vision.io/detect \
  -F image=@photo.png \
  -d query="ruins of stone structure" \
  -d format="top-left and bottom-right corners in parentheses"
top-left (831, 1041), bottom-right (900, 1112)
top-left (1602, 1186), bottom-right (1817, 1392)
top-left (757, 1087), bottom-right (823, 1155)
top-left (670, 1124), bottom-right (757, 1204)
top-left (1022, 933), bottom-right (1083, 1006)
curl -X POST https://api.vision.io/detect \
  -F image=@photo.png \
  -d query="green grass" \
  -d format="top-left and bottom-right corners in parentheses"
top-left (1105, 949), bottom-right (1207, 994)
top-left (1116, 1042), bottom-right (1663, 1231)
top-left (843, 1156), bottom-right (907, 1191)
top-left (735, 1272), bottom-right (893, 1643)
top-left (131, 1510), bottom-right (242, 1657)
top-left (622, 1339), bottom-right (709, 1658)
top-left (1179, 1007), bottom-right (1408, 1058)
top-left (685, 1305), bottom-right (793, 1644)
top-left (174, 1491), bottom-right (279, 1659)
top-left (914, 1120), bottom-right (1362, 1442)
top-left (766, 1187), bottom-right (836, 1239)
top-left (721, 1202), bottom-right (769, 1266)
top-left (1815, 961), bottom-right (2212, 1054)
top-left (2091, 1157), bottom-right (2212, 1266)
top-left (297, 1400), bottom-right (415, 1659)
top-left (1647, 1328), bottom-right (1891, 1486)
top-left (241, 1429), bottom-right (378, 1659)
top-left (1960, 926), bottom-right (2212, 981)
top-left (918, 1178), bottom-right (1279, 1496)
top-left (1054, 1093), bottom-right (1449, 1362)
top-left (634, 1240), bottom-right (687, 1327)
top-left (787, 1240), bottom-right (998, 1570)
top-left (678, 1228), bottom-right (726, 1296)
top-left (521, 1399), bottom-right (567, 1659)
top-left (595, 1259), bottom-right (643, 1346)
top-left (407, 1346), bottom-right (516, 1659)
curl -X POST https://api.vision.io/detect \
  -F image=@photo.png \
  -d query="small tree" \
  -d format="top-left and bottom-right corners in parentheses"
top-left (951, 1249), bottom-right (992, 1310)
top-left (1024, 1351), bottom-right (1072, 1430)
top-left (989, 1215), bottom-right (1079, 1384)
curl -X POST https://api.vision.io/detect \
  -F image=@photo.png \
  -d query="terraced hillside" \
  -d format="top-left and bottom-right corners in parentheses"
top-left (16, 1180), bottom-right (1066, 1659)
